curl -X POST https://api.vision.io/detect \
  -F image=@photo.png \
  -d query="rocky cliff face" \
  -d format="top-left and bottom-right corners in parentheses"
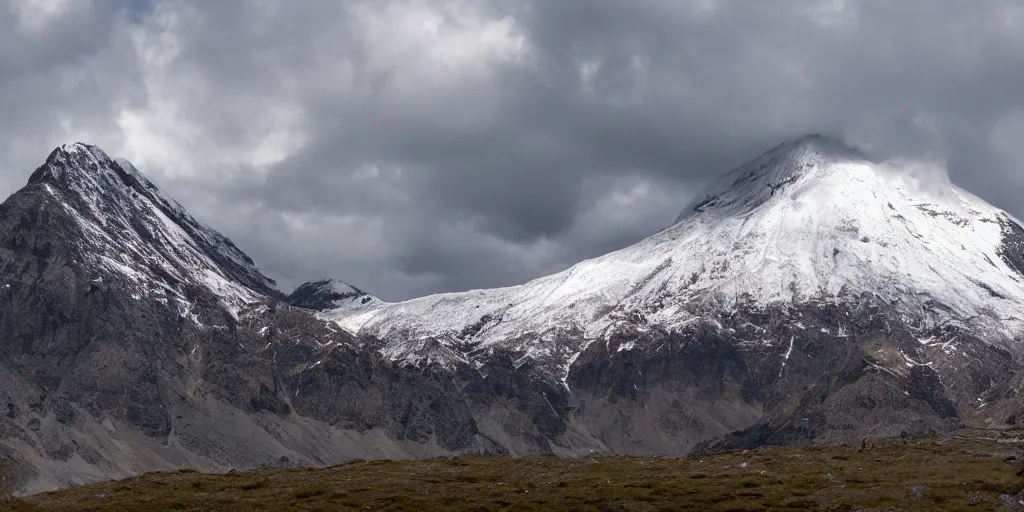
top-left (2, 138), bottom-right (1024, 495)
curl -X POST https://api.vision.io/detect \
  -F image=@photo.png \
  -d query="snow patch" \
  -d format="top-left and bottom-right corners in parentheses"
top-left (778, 336), bottom-right (795, 378)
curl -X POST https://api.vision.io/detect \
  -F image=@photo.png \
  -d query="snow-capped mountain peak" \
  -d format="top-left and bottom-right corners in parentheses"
top-left (328, 134), bottom-right (1024, 375)
top-left (287, 278), bottom-right (378, 311)
top-left (675, 134), bottom-right (868, 222)
top-left (24, 142), bottom-right (281, 316)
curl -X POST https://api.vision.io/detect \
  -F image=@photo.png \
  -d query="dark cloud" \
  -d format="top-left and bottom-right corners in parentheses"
top-left (1, 0), bottom-right (1022, 300)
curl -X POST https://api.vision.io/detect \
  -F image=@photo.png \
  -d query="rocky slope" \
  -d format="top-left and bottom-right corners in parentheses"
top-left (2, 137), bottom-right (1024, 494)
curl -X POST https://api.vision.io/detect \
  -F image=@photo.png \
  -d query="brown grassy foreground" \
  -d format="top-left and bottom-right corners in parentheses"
top-left (5, 435), bottom-right (1024, 511)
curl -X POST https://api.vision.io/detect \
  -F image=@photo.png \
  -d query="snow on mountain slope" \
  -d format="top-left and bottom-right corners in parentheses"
top-left (328, 134), bottom-right (1024, 369)
top-left (27, 142), bottom-right (281, 316)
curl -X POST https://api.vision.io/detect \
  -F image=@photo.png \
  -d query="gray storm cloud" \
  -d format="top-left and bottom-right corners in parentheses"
top-left (1, 0), bottom-right (1022, 300)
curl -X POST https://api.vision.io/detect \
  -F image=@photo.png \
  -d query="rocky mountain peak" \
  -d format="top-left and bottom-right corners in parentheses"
top-left (28, 143), bottom-right (169, 224)
top-left (288, 278), bottom-right (377, 311)
top-left (18, 142), bottom-right (282, 315)
top-left (36, 142), bottom-right (107, 173)
top-left (29, 142), bottom-right (125, 196)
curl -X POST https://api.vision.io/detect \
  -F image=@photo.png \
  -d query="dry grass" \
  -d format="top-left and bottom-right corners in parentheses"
top-left (6, 435), bottom-right (1024, 511)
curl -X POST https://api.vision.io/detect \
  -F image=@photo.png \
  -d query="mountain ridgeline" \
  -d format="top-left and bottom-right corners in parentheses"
top-left (3, 137), bottom-right (1024, 494)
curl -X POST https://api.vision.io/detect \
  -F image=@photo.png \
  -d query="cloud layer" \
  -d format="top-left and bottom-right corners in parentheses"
top-left (2, 0), bottom-right (1023, 300)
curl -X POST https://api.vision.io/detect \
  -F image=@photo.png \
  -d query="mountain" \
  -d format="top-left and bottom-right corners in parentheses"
top-left (331, 134), bottom-right (1024, 370)
top-left (0, 144), bottom-right (543, 494)
top-left (287, 279), bottom-right (379, 312)
top-left (26, 143), bottom-right (281, 313)
top-left (4, 137), bottom-right (1024, 495)
top-left (326, 133), bottom-right (1024, 448)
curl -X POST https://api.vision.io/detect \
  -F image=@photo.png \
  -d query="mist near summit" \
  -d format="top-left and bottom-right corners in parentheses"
top-left (1, 0), bottom-right (1022, 300)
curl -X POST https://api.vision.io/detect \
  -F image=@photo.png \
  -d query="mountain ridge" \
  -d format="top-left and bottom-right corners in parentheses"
top-left (4, 137), bottom-right (1024, 495)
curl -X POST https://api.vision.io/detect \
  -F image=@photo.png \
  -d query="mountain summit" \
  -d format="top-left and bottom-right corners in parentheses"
top-left (674, 133), bottom-right (869, 221)
top-left (287, 278), bottom-right (378, 311)
top-left (24, 142), bottom-right (280, 315)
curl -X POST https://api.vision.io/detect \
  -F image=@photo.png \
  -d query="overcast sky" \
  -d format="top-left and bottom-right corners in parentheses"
top-left (1, 0), bottom-right (1023, 300)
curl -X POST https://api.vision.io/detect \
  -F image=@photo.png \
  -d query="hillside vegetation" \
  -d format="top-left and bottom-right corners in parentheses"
top-left (5, 433), bottom-right (1024, 511)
